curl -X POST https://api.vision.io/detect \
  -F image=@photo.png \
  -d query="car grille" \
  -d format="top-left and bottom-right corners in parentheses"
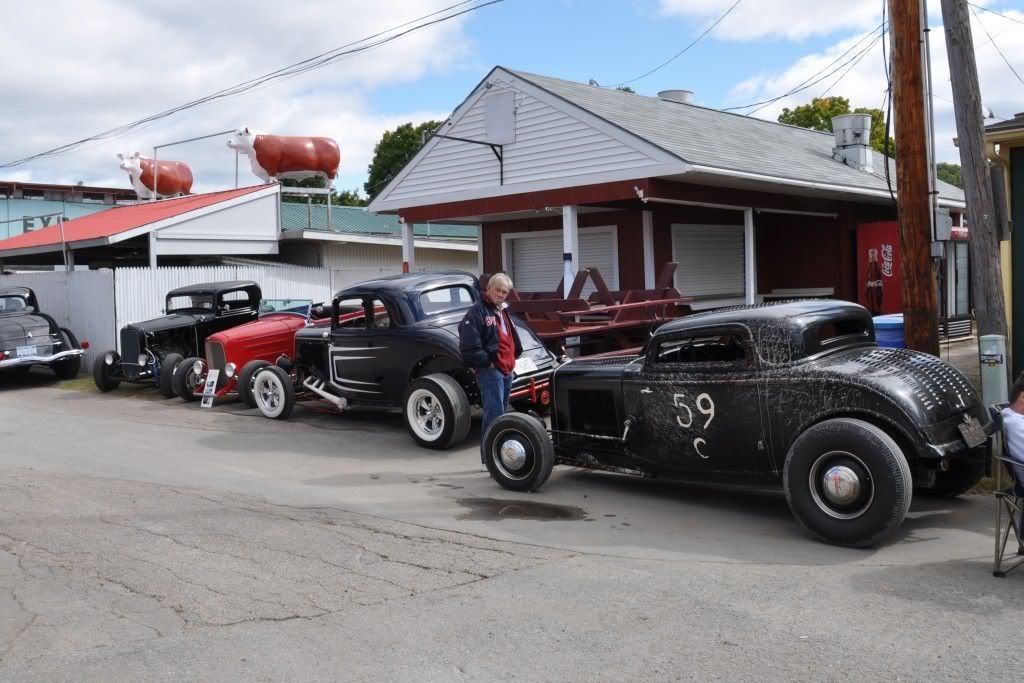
top-left (205, 340), bottom-right (227, 372)
top-left (567, 389), bottom-right (619, 437)
top-left (120, 328), bottom-right (142, 379)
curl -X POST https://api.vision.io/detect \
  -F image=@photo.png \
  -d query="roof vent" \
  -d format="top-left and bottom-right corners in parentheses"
top-left (658, 89), bottom-right (693, 104)
top-left (831, 113), bottom-right (874, 173)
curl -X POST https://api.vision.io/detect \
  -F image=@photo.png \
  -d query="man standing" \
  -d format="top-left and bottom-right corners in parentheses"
top-left (459, 273), bottom-right (522, 466)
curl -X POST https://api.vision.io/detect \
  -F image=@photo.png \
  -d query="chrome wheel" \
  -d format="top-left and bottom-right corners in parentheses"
top-left (254, 372), bottom-right (284, 418)
top-left (808, 451), bottom-right (874, 520)
top-left (407, 388), bottom-right (444, 441)
top-left (490, 429), bottom-right (534, 481)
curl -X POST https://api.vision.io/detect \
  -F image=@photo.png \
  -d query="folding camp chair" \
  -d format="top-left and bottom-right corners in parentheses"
top-left (991, 405), bottom-right (1024, 577)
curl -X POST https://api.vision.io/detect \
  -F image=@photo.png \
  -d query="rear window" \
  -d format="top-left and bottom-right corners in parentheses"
top-left (419, 286), bottom-right (474, 316)
top-left (0, 295), bottom-right (28, 313)
top-left (167, 294), bottom-right (214, 312)
top-left (817, 317), bottom-right (870, 345)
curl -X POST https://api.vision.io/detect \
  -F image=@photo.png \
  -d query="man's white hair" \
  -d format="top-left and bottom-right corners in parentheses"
top-left (487, 272), bottom-right (513, 291)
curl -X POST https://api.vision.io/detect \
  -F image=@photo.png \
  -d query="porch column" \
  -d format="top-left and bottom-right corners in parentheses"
top-left (562, 205), bottom-right (579, 298)
top-left (744, 208), bottom-right (756, 304)
top-left (400, 216), bottom-right (415, 273)
top-left (65, 248), bottom-right (74, 272)
top-left (148, 230), bottom-right (157, 269)
top-left (476, 222), bottom-right (484, 275)
top-left (642, 210), bottom-right (655, 289)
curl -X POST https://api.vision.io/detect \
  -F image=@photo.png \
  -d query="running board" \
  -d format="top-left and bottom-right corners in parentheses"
top-left (302, 376), bottom-right (349, 411)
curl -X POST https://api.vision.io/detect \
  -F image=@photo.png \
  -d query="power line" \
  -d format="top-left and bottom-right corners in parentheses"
top-left (969, 5), bottom-right (1024, 88)
top-left (728, 25), bottom-right (885, 115)
top-left (613, 0), bottom-right (743, 87)
top-left (968, 2), bottom-right (1024, 27)
top-left (1, 0), bottom-right (503, 169)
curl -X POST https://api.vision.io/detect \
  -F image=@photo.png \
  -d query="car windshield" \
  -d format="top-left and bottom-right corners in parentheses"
top-left (418, 285), bottom-right (474, 317)
top-left (0, 295), bottom-right (28, 313)
top-left (259, 299), bottom-right (312, 317)
top-left (166, 293), bottom-right (215, 312)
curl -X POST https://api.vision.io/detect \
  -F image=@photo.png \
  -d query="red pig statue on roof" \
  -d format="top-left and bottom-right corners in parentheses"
top-left (227, 127), bottom-right (340, 183)
top-left (117, 152), bottom-right (194, 199)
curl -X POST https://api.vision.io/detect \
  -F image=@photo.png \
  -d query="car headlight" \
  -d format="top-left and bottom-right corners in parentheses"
top-left (105, 353), bottom-right (114, 366)
top-left (193, 360), bottom-right (205, 375)
top-left (225, 362), bottom-right (236, 378)
top-left (137, 353), bottom-right (148, 366)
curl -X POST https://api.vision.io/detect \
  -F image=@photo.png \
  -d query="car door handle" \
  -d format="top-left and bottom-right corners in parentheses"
top-left (640, 387), bottom-right (652, 394)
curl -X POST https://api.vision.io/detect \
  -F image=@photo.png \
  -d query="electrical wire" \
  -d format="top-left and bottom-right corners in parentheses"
top-left (722, 21), bottom-right (886, 113)
top-left (613, 0), bottom-right (743, 87)
top-left (0, 0), bottom-right (503, 169)
top-left (969, 5), bottom-right (1024, 88)
top-left (968, 2), bottom-right (1024, 27)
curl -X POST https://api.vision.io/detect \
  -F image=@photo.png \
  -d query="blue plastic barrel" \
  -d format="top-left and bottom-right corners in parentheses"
top-left (873, 313), bottom-right (905, 349)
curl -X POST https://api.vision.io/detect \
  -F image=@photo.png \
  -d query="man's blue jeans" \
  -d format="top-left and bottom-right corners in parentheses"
top-left (478, 366), bottom-right (513, 444)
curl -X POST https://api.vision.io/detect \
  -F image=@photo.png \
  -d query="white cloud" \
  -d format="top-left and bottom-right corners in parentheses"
top-left (723, 2), bottom-right (1024, 164)
top-left (0, 0), bottom-right (473, 191)
top-left (658, 0), bottom-right (880, 41)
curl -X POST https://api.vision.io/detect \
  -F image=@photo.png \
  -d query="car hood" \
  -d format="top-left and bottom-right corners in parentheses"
top-left (127, 312), bottom-right (210, 334)
top-left (807, 346), bottom-right (982, 425)
top-left (206, 313), bottom-right (306, 344)
top-left (0, 313), bottom-right (51, 345)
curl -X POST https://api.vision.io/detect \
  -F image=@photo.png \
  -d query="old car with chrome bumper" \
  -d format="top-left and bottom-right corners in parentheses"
top-left (0, 287), bottom-right (86, 379)
top-left (482, 300), bottom-right (995, 547)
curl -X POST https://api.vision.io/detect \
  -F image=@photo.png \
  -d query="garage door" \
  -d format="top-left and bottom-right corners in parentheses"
top-left (672, 223), bottom-right (745, 298)
top-left (506, 226), bottom-right (618, 297)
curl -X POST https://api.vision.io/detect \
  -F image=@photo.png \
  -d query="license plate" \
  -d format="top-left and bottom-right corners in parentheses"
top-left (958, 416), bottom-right (987, 448)
top-left (16, 345), bottom-right (36, 358)
top-left (514, 357), bottom-right (538, 376)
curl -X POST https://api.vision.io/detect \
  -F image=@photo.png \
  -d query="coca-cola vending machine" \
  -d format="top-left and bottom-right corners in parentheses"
top-left (856, 221), bottom-right (902, 315)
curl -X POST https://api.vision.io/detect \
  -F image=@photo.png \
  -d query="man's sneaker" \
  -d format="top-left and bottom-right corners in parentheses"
top-left (479, 463), bottom-right (489, 473)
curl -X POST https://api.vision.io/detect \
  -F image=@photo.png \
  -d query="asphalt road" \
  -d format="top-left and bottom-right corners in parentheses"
top-left (1, 371), bottom-right (1022, 681)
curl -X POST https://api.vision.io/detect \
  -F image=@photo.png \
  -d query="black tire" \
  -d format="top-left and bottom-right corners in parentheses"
top-left (481, 412), bottom-right (555, 492)
top-left (917, 459), bottom-right (986, 498)
top-left (783, 418), bottom-right (912, 548)
top-left (402, 373), bottom-right (471, 449)
top-left (158, 353), bottom-right (183, 398)
top-left (51, 330), bottom-right (81, 380)
top-left (238, 359), bottom-right (272, 408)
top-left (251, 365), bottom-right (295, 419)
top-left (173, 357), bottom-right (204, 402)
top-left (93, 350), bottom-right (121, 392)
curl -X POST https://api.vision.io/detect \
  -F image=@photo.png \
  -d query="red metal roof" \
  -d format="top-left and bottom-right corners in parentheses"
top-left (0, 184), bottom-right (271, 253)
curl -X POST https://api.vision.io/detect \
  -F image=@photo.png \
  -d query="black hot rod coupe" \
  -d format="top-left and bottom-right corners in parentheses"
top-left (482, 300), bottom-right (995, 547)
top-left (93, 281), bottom-right (261, 396)
top-left (0, 286), bottom-right (85, 379)
top-left (251, 271), bottom-right (557, 449)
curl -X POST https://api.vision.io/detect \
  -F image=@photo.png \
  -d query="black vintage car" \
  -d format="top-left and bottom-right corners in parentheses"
top-left (93, 281), bottom-right (261, 397)
top-left (251, 271), bottom-right (557, 449)
top-left (0, 287), bottom-right (85, 380)
top-left (482, 300), bottom-right (995, 548)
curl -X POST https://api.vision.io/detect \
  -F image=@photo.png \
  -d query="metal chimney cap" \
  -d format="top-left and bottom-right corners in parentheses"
top-left (658, 89), bottom-right (693, 104)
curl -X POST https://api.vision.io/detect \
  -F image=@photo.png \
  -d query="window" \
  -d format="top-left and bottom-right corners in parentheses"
top-left (652, 333), bottom-right (747, 365)
top-left (817, 317), bottom-right (869, 345)
top-left (369, 299), bottom-right (391, 329)
top-left (167, 294), bottom-right (214, 312)
top-left (0, 295), bottom-right (28, 312)
top-left (419, 286), bottom-right (474, 316)
top-left (334, 298), bottom-right (367, 329)
top-left (218, 289), bottom-right (254, 312)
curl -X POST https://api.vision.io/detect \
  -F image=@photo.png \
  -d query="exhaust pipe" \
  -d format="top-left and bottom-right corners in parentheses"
top-left (302, 376), bottom-right (348, 411)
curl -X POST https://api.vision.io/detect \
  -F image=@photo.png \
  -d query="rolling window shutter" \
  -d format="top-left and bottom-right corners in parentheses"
top-left (672, 224), bottom-right (745, 298)
top-left (508, 228), bottom-right (617, 297)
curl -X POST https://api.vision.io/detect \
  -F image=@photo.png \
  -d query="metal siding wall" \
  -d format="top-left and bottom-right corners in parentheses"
top-left (321, 243), bottom-right (477, 293)
top-left (388, 90), bottom-right (655, 203)
top-left (671, 223), bottom-right (746, 298)
top-left (506, 228), bottom-right (618, 296)
top-left (0, 270), bottom-right (115, 371)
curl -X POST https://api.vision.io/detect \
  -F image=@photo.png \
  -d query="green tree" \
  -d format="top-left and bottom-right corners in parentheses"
top-left (937, 162), bottom-right (963, 189)
top-left (279, 176), bottom-right (367, 206)
top-left (364, 120), bottom-right (441, 200)
top-left (778, 96), bottom-right (896, 156)
top-left (616, 85), bottom-right (635, 93)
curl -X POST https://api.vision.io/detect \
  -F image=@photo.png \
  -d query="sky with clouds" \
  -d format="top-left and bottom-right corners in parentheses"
top-left (2, 0), bottom-right (1023, 194)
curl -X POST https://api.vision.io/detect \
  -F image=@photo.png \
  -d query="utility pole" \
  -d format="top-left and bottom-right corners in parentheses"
top-left (889, 0), bottom-right (939, 355)
top-left (940, 0), bottom-right (1008, 345)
